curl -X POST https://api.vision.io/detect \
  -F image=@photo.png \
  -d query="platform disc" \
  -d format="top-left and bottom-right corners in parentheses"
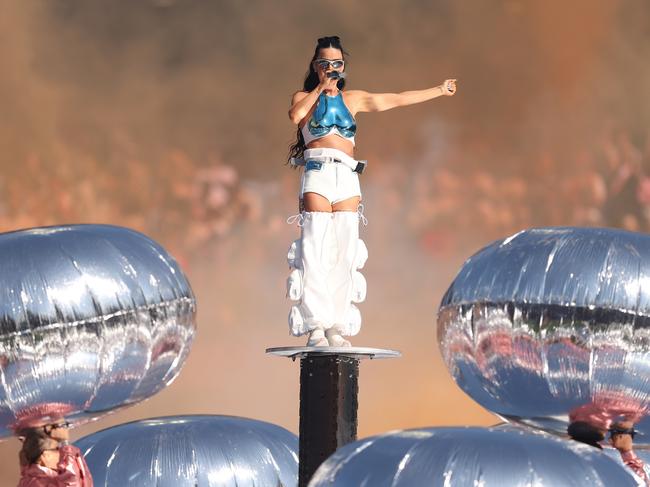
top-left (266, 346), bottom-right (401, 360)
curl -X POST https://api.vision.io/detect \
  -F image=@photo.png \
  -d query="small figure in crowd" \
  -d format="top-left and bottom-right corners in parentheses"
top-left (609, 422), bottom-right (650, 485)
top-left (17, 422), bottom-right (93, 487)
top-left (568, 420), bottom-right (649, 485)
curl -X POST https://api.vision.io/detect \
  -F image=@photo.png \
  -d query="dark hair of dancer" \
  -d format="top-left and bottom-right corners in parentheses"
top-left (567, 421), bottom-right (605, 449)
top-left (20, 428), bottom-right (58, 466)
top-left (287, 36), bottom-right (349, 163)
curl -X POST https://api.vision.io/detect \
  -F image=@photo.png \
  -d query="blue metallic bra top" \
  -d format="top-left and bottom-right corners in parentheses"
top-left (301, 92), bottom-right (356, 145)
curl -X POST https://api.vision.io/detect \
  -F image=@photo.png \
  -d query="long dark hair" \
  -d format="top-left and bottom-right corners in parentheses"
top-left (287, 36), bottom-right (349, 163)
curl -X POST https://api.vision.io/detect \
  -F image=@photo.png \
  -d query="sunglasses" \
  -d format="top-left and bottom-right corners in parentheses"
top-left (314, 58), bottom-right (344, 70)
top-left (608, 426), bottom-right (636, 439)
top-left (43, 422), bottom-right (70, 434)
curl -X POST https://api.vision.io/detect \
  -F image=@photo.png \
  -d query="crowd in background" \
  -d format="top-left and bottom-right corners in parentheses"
top-left (0, 145), bottom-right (269, 267)
top-left (1, 125), bottom-right (650, 267)
top-left (407, 126), bottom-right (650, 256)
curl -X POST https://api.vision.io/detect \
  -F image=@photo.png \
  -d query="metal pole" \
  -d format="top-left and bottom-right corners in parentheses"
top-left (266, 346), bottom-right (400, 486)
top-left (298, 354), bottom-right (359, 486)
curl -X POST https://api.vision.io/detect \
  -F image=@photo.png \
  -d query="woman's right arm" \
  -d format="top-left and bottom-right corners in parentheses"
top-left (288, 88), bottom-right (321, 124)
top-left (288, 77), bottom-right (338, 124)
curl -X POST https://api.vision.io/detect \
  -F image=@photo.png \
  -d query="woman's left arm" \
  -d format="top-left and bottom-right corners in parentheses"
top-left (348, 79), bottom-right (457, 114)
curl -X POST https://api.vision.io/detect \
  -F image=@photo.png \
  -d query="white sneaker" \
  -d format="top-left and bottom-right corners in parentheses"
top-left (307, 328), bottom-right (329, 347)
top-left (326, 328), bottom-right (351, 347)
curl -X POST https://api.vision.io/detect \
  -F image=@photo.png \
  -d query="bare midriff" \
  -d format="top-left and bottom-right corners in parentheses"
top-left (305, 135), bottom-right (355, 158)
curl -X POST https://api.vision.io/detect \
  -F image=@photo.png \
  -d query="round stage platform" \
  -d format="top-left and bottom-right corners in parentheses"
top-left (266, 346), bottom-right (401, 360)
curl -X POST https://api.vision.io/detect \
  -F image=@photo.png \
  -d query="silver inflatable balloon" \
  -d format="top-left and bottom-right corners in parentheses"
top-left (309, 426), bottom-right (638, 486)
top-left (604, 446), bottom-right (650, 482)
top-left (75, 415), bottom-right (299, 487)
top-left (438, 227), bottom-right (650, 443)
top-left (0, 225), bottom-right (196, 438)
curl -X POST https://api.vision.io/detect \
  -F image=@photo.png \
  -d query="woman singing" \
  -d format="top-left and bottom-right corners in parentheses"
top-left (286, 35), bottom-right (456, 347)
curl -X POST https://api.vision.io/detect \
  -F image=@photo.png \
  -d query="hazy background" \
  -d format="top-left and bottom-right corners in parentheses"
top-left (2, 0), bottom-right (650, 483)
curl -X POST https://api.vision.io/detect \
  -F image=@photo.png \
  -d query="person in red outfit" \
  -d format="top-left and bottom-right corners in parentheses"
top-left (609, 422), bottom-right (650, 486)
top-left (17, 422), bottom-right (93, 487)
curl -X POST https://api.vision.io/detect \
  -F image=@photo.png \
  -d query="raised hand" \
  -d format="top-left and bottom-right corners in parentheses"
top-left (441, 79), bottom-right (457, 96)
top-left (318, 74), bottom-right (340, 93)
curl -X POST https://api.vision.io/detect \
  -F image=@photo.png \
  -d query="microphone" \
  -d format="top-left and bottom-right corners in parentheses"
top-left (327, 71), bottom-right (347, 80)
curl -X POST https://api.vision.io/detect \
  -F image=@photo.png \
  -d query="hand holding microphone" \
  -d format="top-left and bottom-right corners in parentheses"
top-left (318, 71), bottom-right (345, 92)
top-left (327, 71), bottom-right (347, 80)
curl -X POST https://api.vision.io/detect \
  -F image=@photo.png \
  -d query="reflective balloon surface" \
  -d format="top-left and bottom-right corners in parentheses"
top-left (0, 225), bottom-right (196, 438)
top-left (76, 415), bottom-right (299, 487)
top-left (604, 446), bottom-right (650, 482)
top-left (438, 227), bottom-right (650, 443)
top-left (309, 426), bottom-right (638, 486)
top-left (496, 423), bottom-right (650, 485)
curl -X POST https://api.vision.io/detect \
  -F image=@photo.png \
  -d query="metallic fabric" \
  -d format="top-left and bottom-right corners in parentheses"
top-left (76, 415), bottom-right (299, 487)
top-left (308, 426), bottom-right (638, 486)
top-left (438, 227), bottom-right (650, 443)
top-left (308, 92), bottom-right (356, 139)
top-left (0, 225), bottom-right (196, 438)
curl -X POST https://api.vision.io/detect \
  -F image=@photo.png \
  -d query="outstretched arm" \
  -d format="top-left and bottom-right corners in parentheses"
top-left (349, 79), bottom-right (457, 114)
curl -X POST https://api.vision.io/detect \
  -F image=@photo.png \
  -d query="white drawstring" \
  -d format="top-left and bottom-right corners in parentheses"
top-left (357, 204), bottom-right (368, 226)
top-left (288, 209), bottom-right (364, 226)
top-left (286, 213), bottom-right (305, 227)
